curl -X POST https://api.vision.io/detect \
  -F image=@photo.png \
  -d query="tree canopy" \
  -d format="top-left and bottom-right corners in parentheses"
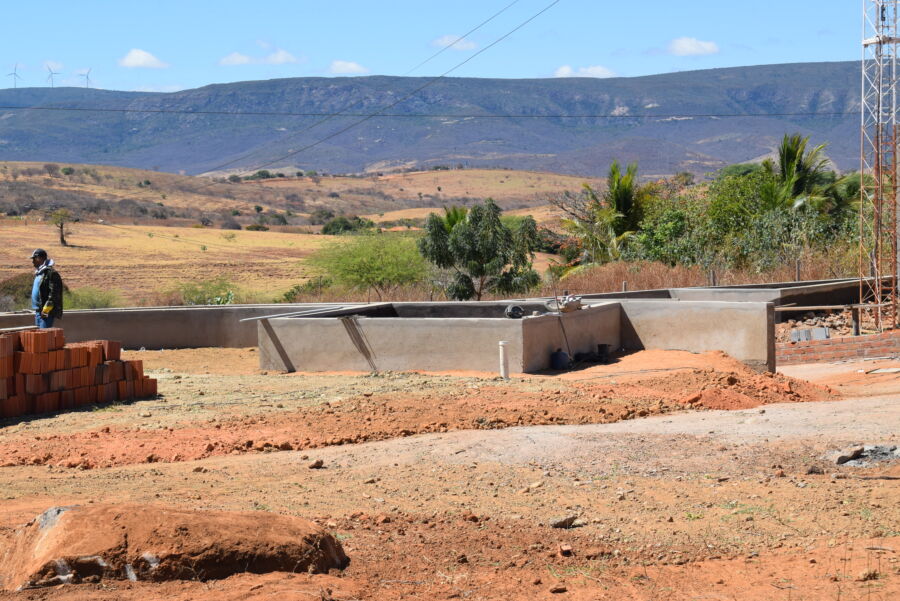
top-left (418, 199), bottom-right (540, 300)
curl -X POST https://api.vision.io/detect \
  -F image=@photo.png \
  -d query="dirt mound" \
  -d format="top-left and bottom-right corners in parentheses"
top-left (0, 504), bottom-right (348, 590)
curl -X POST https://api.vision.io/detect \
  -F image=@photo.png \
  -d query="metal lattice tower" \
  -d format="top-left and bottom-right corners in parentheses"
top-left (861, 0), bottom-right (900, 330)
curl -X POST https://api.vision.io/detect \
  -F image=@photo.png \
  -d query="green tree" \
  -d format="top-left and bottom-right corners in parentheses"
top-left (761, 133), bottom-right (833, 207)
top-left (418, 198), bottom-right (540, 300)
top-left (604, 160), bottom-right (646, 234)
top-left (310, 234), bottom-right (426, 300)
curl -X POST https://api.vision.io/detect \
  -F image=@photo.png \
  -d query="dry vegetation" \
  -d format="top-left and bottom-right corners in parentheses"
top-left (0, 220), bottom-right (325, 304)
top-left (0, 162), bottom-right (600, 228)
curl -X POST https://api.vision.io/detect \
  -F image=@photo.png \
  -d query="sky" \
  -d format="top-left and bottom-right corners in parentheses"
top-left (0, 0), bottom-right (860, 93)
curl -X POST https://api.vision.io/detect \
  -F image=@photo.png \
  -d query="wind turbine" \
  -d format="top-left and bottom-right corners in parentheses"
top-left (81, 68), bottom-right (91, 88)
top-left (6, 64), bottom-right (21, 88)
top-left (46, 65), bottom-right (59, 88)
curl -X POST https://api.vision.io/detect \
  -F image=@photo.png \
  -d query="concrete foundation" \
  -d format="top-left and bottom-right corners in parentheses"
top-left (0, 277), bottom-right (858, 373)
top-left (258, 302), bottom-right (621, 373)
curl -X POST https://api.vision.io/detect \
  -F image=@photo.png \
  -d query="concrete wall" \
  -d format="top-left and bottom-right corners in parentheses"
top-left (0, 304), bottom-right (354, 349)
top-left (259, 316), bottom-right (525, 373)
top-left (613, 299), bottom-right (775, 371)
top-left (521, 303), bottom-right (620, 372)
top-left (258, 302), bottom-right (622, 374)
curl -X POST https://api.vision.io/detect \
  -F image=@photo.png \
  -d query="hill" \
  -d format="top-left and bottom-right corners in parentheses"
top-left (0, 62), bottom-right (860, 177)
top-left (0, 162), bottom-right (597, 226)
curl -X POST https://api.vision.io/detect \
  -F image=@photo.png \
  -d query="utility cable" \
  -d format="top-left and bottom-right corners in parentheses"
top-left (38, 0), bottom-right (562, 216)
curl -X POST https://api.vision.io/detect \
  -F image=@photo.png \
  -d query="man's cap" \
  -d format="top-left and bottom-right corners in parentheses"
top-left (30, 249), bottom-right (47, 259)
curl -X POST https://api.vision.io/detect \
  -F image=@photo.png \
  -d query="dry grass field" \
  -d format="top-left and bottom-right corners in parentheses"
top-left (0, 220), bottom-right (325, 304)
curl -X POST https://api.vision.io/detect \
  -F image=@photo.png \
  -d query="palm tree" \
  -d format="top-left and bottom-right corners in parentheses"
top-left (604, 160), bottom-right (643, 234)
top-left (561, 204), bottom-right (633, 265)
top-left (761, 133), bottom-right (833, 206)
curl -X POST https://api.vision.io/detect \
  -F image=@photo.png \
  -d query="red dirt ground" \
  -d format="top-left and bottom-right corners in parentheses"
top-left (0, 348), bottom-right (895, 601)
top-left (0, 350), bottom-right (829, 469)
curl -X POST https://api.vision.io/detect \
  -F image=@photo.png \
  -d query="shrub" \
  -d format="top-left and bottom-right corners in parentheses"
top-left (321, 215), bottom-right (374, 235)
top-left (64, 287), bottom-right (122, 309)
top-left (281, 276), bottom-right (334, 302)
top-left (175, 277), bottom-right (237, 305)
top-left (245, 224), bottom-right (269, 231)
top-left (309, 208), bottom-right (335, 225)
top-left (309, 234), bottom-right (426, 299)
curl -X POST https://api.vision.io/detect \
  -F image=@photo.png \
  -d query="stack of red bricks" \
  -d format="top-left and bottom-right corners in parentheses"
top-left (776, 330), bottom-right (900, 365)
top-left (0, 328), bottom-right (157, 419)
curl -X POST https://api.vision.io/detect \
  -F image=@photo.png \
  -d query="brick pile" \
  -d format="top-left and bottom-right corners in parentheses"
top-left (776, 330), bottom-right (900, 365)
top-left (0, 328), bottom-right (157, 419)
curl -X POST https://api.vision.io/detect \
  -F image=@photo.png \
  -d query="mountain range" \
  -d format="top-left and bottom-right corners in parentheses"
top-left (0, 61), bottom-right (861, 177)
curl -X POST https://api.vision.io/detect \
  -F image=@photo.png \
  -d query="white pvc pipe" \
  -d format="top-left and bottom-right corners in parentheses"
top-left (498, 340), bottom-right (510, 380)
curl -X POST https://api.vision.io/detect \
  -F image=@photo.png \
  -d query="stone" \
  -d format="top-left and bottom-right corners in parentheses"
top-left (827, 446), bottom-right (865, 465)
top-left (549, 516), bottom-right (580, 529)
top-left (308, 459), bottom-right (324, 469)
top-left (549, 585), bottom-right (567, 593)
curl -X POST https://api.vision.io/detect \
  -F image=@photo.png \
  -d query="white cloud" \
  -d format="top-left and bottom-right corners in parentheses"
top-left (329, 60), bottom-right (368, 75)
top-left (668, 37), bottom-right (719, 56)
top-left (431, 34), bottom-right (477, 51)
top-left (219, 48), bottom-right (298, 66)
top-left (118, 49), bottom-right (169, 69)
top-left (219, 52), bottom-right (252, 66)
top-left (263, 49), bottom-right (297, 65)
top-left (553, 64), bottom-right (616, 78)
top-left (43, 60), bottom-right (64, 73)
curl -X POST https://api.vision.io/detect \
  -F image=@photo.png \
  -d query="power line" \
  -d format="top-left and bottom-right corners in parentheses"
top-left (402, 0), bottom-right (522, 75)
top-left (0, 104), bottom-right (859, 119)
top-left (104, 0), bottom-right (530, 186)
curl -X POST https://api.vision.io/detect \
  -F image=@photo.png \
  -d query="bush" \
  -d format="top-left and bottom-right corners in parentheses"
top-left (281, 276), bottom-right (334, 302)
top-left (174, 277), bottom-right (237, 305)
top-left (309, 208), bottom-right (335, 225)
top-left (309, 234), bottom-right (427, 299)
top-left (245, 224), bottom-right (269, 231)
top-left (61, 167), bottom-right (75, 176)
top-left (64, 287), bottom-right (121, 309)
top-left (321, 215), bottom-right (374, 235)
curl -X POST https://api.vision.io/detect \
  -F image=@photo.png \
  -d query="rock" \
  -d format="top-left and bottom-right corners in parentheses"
top-left (138, 412), bottom-right (152, 418)
top-left (806, 465), bottom-right (824, 475)
top-left (192, 466), bottom-right (207, 473)
top-left (549, 516), bottom-right (580, 529)
top-left (363, 478), bottom-right (377, 484)
top-left (557, 544), bottom-right (573, 557)
top-left (549, 584), bottom-right (568, 593)
top-left (308, 459), bottom-right (324, 469)
top-left (827, 446), bottom-right (865, 465)
top-left (456, 553), bottom-right (468, 564)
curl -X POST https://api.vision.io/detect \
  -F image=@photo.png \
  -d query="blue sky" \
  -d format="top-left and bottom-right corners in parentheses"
top-left (1, 1), bottom-right (858, 92)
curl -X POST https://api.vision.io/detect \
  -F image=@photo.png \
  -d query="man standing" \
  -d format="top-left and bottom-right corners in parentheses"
top-left (30, 249), bottom-right (63, 329)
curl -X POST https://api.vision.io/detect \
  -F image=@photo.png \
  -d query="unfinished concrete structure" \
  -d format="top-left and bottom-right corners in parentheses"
top-left (0, 277), bottom-right (862, 374)
top-left (253, 279), bottom-right (863, 374)
top-left (256, 302), bottom-right (620, 373)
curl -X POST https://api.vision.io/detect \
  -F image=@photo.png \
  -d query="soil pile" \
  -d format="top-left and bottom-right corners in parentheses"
top-left (0, 504), bottom-right (347, 590)
top-left (0, 350), bottom-right (830, 469)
